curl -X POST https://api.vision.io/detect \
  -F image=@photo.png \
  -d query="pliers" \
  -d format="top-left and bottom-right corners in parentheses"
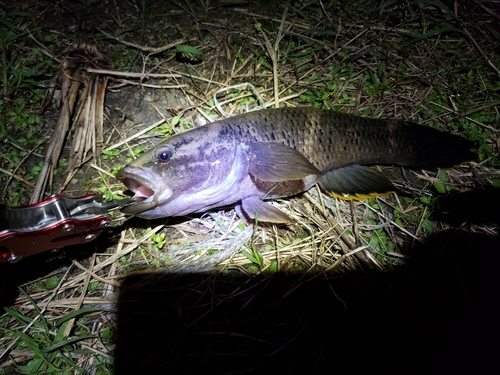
top-left (0, 194), bottom-right (141, 264)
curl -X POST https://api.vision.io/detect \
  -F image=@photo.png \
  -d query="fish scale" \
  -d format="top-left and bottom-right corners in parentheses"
top-left (222, 108), bottom-right (420, 170)
top-left (117, 107), bottom-right (475, 223)
top-left (223, 107), bottom-right (475, 170)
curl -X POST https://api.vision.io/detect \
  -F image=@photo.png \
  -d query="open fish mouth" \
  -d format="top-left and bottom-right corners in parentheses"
top-left (117, 167), bottom-right (166, 215)
top-left (120, 176), bottom-right (155, 199)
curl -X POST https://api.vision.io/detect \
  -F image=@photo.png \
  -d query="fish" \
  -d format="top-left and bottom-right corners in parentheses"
top-left (117, 107), bottom-right (475, 223)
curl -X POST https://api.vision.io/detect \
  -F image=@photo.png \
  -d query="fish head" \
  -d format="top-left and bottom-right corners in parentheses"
top-left (117, 126), bottom-right (249, 219)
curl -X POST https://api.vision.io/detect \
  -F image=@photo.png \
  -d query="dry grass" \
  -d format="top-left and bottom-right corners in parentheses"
top-left (1, 0), bottom-right (499, 373)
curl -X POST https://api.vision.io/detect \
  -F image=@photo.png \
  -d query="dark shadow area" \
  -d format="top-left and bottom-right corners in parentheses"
top-left (115, 222), bottom-right (500, 374)
top-left (0, 235), bottom-right (119, 307)
top-left (0, 253), bottom-right (70, 307)
top-left (114, 238), bottom-right (500, 374)
top-left (434, 186), bottom-right (500, 227)
top-left (1, 189), bottom-right (499, 374)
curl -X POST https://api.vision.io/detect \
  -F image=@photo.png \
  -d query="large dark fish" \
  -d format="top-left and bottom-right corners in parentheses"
top-left (117, 107), bottom-right (475, 223)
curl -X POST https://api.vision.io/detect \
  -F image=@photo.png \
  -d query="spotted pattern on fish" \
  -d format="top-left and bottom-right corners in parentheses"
top-left (117, 107), bottom-right (475, 223)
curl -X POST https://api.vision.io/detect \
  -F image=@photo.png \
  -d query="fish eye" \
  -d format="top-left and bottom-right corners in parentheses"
top-left (156, 147), bottom-right (173, 163)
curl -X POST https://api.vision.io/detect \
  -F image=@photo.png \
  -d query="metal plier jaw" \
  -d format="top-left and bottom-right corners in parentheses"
top-left (0, 194), bottom-right (137, 264)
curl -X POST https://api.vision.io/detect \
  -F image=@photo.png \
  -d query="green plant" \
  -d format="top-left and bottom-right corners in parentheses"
top-left (124, 146), bottom-right (148, 164)
top-left (0, 290), bottom-right (110, 374)
top-left (4, 98), bottom-right (44, 146)
top-left (7, 187), bottom-right (25, 206)
top-left (175, 44), bottom-right (203, 62)
top-left (150, 232), bottom-right (167, 250)
top-left (32, 275), bottom-right (60, 292)
top-left (241, 245), bottom-right (264, 271)
top-left (102, 149), bottom-right (120, 160)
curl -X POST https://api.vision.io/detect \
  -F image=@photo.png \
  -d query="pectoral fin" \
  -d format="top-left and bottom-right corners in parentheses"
top-left (247, 142), bottom-right (321, 182)
top-left (318, 165), bottom-right (397, 200)
top-left (238, 196), bottom-right (294, 224)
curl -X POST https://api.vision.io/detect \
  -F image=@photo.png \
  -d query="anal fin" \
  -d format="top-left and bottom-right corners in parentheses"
top-left (318, 165), bottom-right (397, 200)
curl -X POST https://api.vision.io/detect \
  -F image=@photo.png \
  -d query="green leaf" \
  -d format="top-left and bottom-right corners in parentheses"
top-left (101, 326), bottom-right (113, 341)
top-left (268, 261), bottom-right (278, 274)
top-left (15, 330), bottom-right (40, 352)
top-left (17, 357), bottom-right (44, 373)
top-left (240, 249), bottom-right (258, 264)
top-left (434, 169), bottom-right (453, 193)
top-left (4, 306), bottom-right (33, 325)
top-left (55, 306), bottom-right (106, 326)
top-left (434, 182), bottom-right (447, 194)
top-left (44, 275), bottom-right (60, 289)
top-left (237, 221), bottom-right (246, 232)
top-left (41, 335), bottom-right (95, 354)
top-left (403, 24), bottom-right (458, 44)
top-left (421, 219), bottom-right (434, 233)
top-left (369, 235), bottom-right (379, 249)
top-left (419, 196), bottom-right (432, 205)
top-left (171, 115), bottom-right (181, 126)
top-left (175, 44), bottom-right (203, 56)
top-left (436, 169), bottom-right (449, 182)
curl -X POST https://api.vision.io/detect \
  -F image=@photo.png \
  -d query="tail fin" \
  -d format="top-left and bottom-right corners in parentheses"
top-left (405, 123), bottom-right (476, 169)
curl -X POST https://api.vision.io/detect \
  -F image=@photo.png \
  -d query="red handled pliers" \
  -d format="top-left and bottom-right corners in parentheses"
top-left (0, 194), bottom-right (139, 263)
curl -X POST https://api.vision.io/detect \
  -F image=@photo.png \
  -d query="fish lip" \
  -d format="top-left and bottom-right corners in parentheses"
top-left (117, 167), bottom-right (171, 214)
